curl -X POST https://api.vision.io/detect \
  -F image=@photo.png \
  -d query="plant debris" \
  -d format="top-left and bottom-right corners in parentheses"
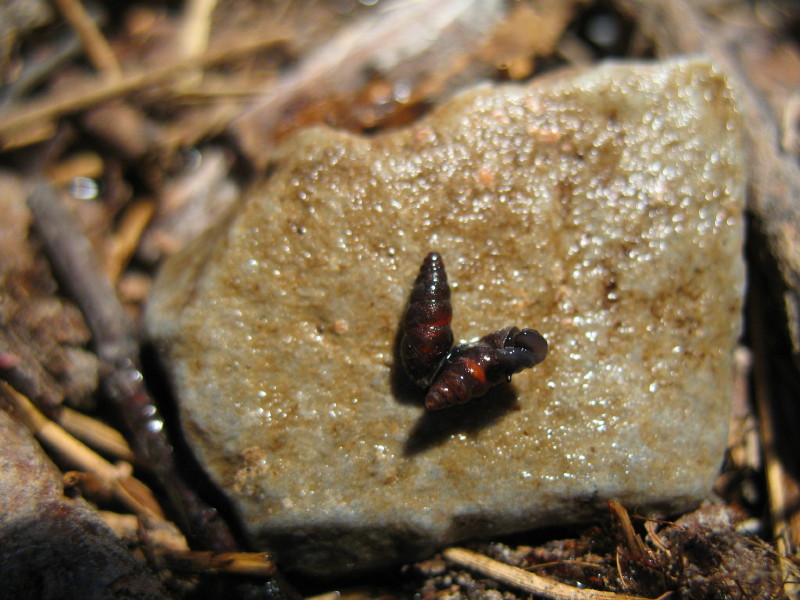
top-left (412, 503), bottom-right (790, 600)
top-left (0, 1), bottom-right (799, 598)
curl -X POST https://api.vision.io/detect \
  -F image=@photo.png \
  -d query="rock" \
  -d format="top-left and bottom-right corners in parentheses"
top-left (146, 57), bottom-right (745, 576)
top-left (0, 407), bottom-right (166, 599)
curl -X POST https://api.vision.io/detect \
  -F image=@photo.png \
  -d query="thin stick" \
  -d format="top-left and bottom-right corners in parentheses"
top-left (98, 510), bottom-right (189, 552)
top-left (644, 520), bottom-right (670, 555)
top-left (57, 405), bottom-right (135, 462)
top-left (104, 198), bottom-right (156, 283)
top-left (0, 34), bottom-right (288, 144)
top-left (442, 547), bottom-right (659, 600)
top-left (47, 151), bottom-right (104, 185)
top-left (51, 0), bottom-right (121, 79)
top-left (607, 500), bottom-right (652, 560)
top-left (1, 381), bottom-right (163, 519)
top-left (175, 0), bottom-right (219, 89)
top-left (781, 90), bottom-right (800, 155)
top-left (5, 380), bottom-right (118, 480)
top-left (749, 282), bottom-right (800, 600)
top-left (27, 184), bottom-right (136, 367)
top-left (179, 0), bottom-right (218, 59)
top-left (157, 549), bottom-right (277, 576)
top-left (26, 183), bottom-right (240, 553)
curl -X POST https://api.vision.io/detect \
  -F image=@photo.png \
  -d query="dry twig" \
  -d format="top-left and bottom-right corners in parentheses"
top-left (57, 405), bottom-right (135, 462)
top-left (26, 183), bottom-right (237, 552)
top-left (98, 510), bottom-right (189, 552)
top-left (50, 0), bottom-right (121, 79)
top-left (27, 184), bottom-right (135, 367)
top-left (177, 0), bottom-right (219, 89)
top-left (644, 520), bottom-right (670, 555)
top-left (608, 500), bottom-right (652, 561)
top-left (0, 34), bottom-right (288, 147)
top-left (156, 549), bottom-right (277, 577)
top-left (225, 0), bottom-right (508, 167)
top-left (179, 0), bottom-right (218, 59)
top-left (749, 283), bottom-right (800, 597)
top-left (104, 198), bottom-right (156, 283)
top-left (1, 381), bottom-right (163, 520)
top-left (442, 547), bottom-right (662, 600)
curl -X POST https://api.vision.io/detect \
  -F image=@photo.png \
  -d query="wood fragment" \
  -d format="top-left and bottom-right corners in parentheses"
top-left (26, 182), bottom-right (239, 552)
top-left (51, 0), bottom-right (121, 79)
top-left (46, 151), bottom-right (104, 186)
top-left (607, 500), bottom-right (652, 560)
top-left (63, 469), bottom-right (113, 500)
top-left (726, 347), bottom-right (760, 472)
top-left (749, 282), bottom-right (800, 572)
top-left (179, 0), bottom-right (217, 59)
top-left (781, 90), bottom-right (800, 155)
top-left (0, 34), bottom-right (288, 147)
top-left (644, 520), bottom-right (670, 555)
top-left (177, 0), bottom-right (218, 88)
top-left (157, 549), bottom-right (277, 576)
top-left (98, 510), bottom-right (189, 552)
top-left (5, 380), bottom-right (116, 479)
top-left (104, 198), bottom-right (156, 283)
top-left (442, 547), bottom-right (659, 600)
top-left (57, 405), bottom-right (135, 462)
top-left (27, 184), bottom-right (136, 367)
top-left (1, 381), bottom-right (163, 520)
top-left (226, 0), bottom-right (508, 168)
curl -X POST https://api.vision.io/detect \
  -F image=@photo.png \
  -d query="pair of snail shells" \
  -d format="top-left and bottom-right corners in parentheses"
top-left (400, 252), bottom-right (548, 410)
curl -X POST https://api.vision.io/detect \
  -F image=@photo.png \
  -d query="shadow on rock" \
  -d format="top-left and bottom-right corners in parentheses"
top-left (389, 307), bottom-right (428, 407)
top-left (402, 384), bottom-right (520, 456)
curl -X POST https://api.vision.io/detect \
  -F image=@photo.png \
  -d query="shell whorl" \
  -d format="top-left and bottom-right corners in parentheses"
top-left (399, 252), bottom-right (453, 387)
top-left (424, 327), bottom-right (548, 410)
top-left (400, 253), bottom-right (548, 410)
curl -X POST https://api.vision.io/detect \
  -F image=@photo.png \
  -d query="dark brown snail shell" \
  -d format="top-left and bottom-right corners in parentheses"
top-left (399, 253), bottom-right (548, 410)
top-left (399, 252), bottom-right (454, 388)
top-left (424, 327), bottom-right (548, 410)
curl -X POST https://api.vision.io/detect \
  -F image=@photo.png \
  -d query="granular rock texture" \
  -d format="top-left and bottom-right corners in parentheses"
top-left (146, 57), bottom-right (746, 576)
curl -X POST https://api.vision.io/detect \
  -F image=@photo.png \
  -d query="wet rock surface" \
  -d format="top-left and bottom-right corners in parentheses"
top-left (146, 57), bottom-right (746, 576)
top-left (0, 408), bottom-right (165, 599)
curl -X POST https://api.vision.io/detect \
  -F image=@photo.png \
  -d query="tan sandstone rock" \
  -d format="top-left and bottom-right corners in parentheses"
top-left (146, 57), bottom-right (745, 576)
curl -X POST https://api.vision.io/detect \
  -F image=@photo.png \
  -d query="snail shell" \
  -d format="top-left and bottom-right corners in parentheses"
top-left (399, 252), bottom-right (454, 387)
top-left (400, 253), bottom-right (548, 410)
top-left (425, 327), bottom-right (548, 411)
